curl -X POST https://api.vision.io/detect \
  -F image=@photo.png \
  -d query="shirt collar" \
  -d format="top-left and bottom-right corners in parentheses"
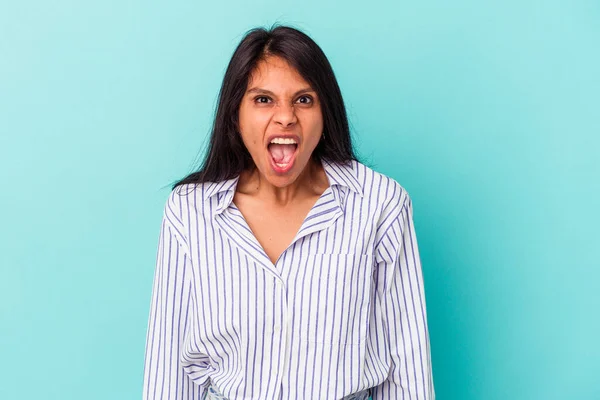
top-left (321, 158), bottom-right (363, 197)
top-left (203, 159), bottom-right (363, 213)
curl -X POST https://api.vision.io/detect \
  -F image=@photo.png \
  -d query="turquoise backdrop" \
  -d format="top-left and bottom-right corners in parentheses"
top-left (1, 1), bottom-right (598, 399)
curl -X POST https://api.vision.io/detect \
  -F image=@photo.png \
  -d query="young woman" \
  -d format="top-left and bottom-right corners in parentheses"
top-left (143, 25), bottom-right (435, 400)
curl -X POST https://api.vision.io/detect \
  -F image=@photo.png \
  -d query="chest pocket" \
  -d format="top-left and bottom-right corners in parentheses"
top-left (293, 253), bottom-right (374, 345)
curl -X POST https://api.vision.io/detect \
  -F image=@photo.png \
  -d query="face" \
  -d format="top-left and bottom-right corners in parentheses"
top-left (237, 55), bottom-right (323, 187)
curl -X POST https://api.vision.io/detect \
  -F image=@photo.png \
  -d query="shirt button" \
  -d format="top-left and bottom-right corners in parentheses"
top-left (274, 324), bottom-right (281, 331)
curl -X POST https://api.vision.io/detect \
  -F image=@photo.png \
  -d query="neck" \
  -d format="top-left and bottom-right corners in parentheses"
top-left (237, 159), bottom-right (327, 206)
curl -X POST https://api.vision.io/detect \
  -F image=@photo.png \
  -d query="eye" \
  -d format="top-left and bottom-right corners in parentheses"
top-left (254, 96), bottom-right (272, 104)
top-left (296, 95), bottom-right (313, 105)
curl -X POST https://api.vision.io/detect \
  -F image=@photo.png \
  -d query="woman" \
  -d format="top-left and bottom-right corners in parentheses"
top-left (143, 25), bottom-right (435, 400)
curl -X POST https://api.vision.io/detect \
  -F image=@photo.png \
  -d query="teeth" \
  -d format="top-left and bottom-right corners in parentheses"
top-left (270, 137), bottom-right (297, 145)
top-left (275, 162), bottom-right (290, 168)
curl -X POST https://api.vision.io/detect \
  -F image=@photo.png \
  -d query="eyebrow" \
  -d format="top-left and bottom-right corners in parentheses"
top-left (246, 87), bottom-right (315, 96)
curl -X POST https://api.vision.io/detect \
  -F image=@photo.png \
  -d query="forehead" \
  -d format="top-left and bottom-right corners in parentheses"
top-left (247, 56), bottom-right (310, 89)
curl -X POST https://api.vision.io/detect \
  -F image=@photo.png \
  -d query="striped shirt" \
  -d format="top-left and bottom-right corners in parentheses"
top-left (143, 158), bottom-right (435, 400)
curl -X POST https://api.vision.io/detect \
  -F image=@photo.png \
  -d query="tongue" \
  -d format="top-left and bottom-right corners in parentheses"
top-left (269, 143), bottom-right (296, 163)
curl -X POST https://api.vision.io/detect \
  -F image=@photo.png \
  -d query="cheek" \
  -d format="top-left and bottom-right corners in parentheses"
top-left (303, 107), bottom-right (323, 129)
top-left (302, 114), bottom-right (324, 147)
top-left (238, 108), bottom-right (258, 145)
top-left (239, 107), bottom-right (270, 136)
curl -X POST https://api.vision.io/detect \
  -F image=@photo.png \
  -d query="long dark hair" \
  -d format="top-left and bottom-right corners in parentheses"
top-left (172, 24), bottom-right (359, 190)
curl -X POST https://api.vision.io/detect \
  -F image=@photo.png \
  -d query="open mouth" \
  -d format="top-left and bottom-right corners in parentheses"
top-left (267, 141), bottom-right (299, 173)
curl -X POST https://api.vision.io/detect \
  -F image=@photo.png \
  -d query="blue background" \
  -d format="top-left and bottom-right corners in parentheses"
top-left (1, 1), bottom-right (598, 399)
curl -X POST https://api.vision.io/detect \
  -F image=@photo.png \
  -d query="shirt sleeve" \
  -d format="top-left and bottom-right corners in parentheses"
top-left (142, 212), bottom-right (205, 400)
top-left (371, 194), bottom-right (435, 400)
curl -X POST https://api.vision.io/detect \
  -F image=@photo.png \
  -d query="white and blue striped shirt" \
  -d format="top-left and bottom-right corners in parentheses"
top-left (143, 159), bottom-right (435, 399)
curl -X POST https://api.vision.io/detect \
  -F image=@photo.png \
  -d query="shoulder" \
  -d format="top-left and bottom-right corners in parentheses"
top-left (163, 183), bottom-right (201, 221)
top-left (160, 180), bottom-right (227, 250)
top-left (160, 181), bottom-right (214, 241)
top-left (350, 159), bottom-right (411, 211)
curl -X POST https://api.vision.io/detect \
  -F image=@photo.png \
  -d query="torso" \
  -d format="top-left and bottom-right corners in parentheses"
top-left (232, 162), bottom-right (329, 265)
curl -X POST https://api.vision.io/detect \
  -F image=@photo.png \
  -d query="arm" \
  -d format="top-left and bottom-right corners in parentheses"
top-left (371, 194), bottom-right (435, 399)
top-left (142, 211), bottom-right (204, 399)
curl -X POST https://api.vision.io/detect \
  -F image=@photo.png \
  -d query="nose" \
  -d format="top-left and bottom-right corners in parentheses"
top-left (273, 102), bottom-right (297, 128)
